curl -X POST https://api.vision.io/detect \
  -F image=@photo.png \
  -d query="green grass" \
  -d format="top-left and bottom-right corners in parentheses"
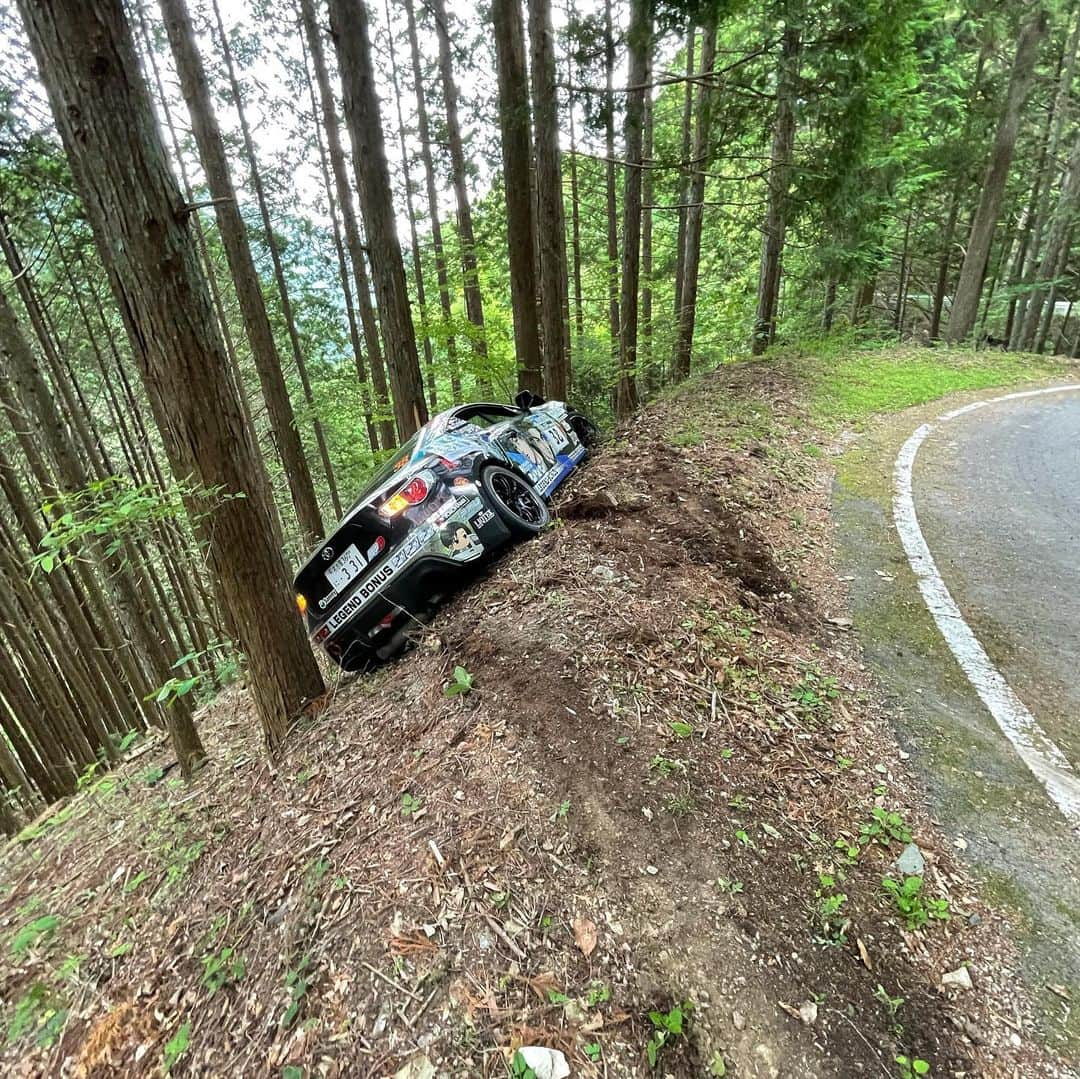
top-left (789, 340), bottom-right (1068, 425)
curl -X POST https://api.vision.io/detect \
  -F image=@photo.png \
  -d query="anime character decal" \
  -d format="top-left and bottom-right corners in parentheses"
top-left (439, 520), bottom-right (483, 562)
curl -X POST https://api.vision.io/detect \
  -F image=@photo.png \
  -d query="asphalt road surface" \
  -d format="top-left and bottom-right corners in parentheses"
top-left (912, 389), bottom-right (1080, 781)
top-left (833, 384), bottom-right (1080, 1057)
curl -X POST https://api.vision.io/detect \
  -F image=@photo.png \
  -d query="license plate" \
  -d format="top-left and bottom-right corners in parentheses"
top-left (325, 544), bottom-right (366, 591)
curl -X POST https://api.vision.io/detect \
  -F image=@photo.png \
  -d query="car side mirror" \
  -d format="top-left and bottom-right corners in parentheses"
top-left (514, 390), bottom-right (545, 411)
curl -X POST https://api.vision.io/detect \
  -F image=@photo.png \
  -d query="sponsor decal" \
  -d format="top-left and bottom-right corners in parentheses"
top-left (317, 525), bottom-right (432, 637)
top-left (320, 546), bottom-right (334, 562)
top-left (425, 494), bottom-right (466, 526)
top-left (470, 507), bottom-right (495, 529)
top-left (536, 462), bottom-right (563, 493)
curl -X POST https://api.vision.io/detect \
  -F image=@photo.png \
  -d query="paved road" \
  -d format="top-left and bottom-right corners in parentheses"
top-left (832, 385), bottom-right (1080, 1058)
top-left (913, 389), bottom-right (1080, 772)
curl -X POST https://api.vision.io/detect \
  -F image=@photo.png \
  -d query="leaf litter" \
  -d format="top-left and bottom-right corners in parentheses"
top-left (0, 361), bottom-right (1068, 1077)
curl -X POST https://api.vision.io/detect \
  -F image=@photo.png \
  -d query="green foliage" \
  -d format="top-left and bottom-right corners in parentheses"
top-left (400, 792), bottom-right (422, 818)
top-left (814, 874), bottom-right (849, 945)
top-left (882, 876), bottom-right (950, 930)
top-left (859, 807), bottom-right (912, 849)
top-left (5, 984), bottom-right (67, 1047)
top-left (896, 1055), bottom-right (931, 1078)
top-left (200, 946), bottom-right (246, 995)
top-left (443, 665), bottom-right (474, 697)
top-left (645, 1001), bottom-right (692, 1068)
top-left (163, 1022), bottom-right (191, 1072)
top-left (10, 915), bottom-right (60, 956)
top-left (281, 956), bottom-right (313, 1029)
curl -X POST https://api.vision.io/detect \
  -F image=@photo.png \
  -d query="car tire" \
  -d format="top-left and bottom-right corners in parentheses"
top-left (480, 464), bottom-right (551, 538)
top-left (568, 411), bottom-right (599, 448)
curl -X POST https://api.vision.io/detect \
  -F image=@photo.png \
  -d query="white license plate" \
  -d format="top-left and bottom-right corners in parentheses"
top-left (325, 544), bottom-right (367, 591)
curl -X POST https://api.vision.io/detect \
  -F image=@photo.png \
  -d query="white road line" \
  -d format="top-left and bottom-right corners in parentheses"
top-left (893, 384), bottom-right (1080, 828)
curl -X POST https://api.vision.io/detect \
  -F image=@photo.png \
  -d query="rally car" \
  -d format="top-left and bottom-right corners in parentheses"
top-left (294, 393), bottom-right (596, 670)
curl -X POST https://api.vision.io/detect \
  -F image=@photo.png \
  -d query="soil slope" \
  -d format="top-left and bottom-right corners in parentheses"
top-left (0, 360), bottom-right (1068, 1078)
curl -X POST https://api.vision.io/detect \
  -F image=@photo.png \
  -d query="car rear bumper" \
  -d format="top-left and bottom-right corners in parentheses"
top-left (309, 488), bottom-right (513, 669)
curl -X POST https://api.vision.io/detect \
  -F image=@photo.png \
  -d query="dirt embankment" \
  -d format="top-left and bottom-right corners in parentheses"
top-left (0, 362), bottom-right (1068, 1078)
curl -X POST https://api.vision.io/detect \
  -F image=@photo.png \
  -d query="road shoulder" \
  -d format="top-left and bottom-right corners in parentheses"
top-left (831, 379), bottom-right (1080, 1060)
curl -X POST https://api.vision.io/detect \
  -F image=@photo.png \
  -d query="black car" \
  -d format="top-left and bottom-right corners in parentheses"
top-left (294, 393), bottom-right (595, 670)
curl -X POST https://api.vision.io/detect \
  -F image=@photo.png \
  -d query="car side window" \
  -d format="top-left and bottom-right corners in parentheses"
top-left (454, 406), bottom-right (519, 429)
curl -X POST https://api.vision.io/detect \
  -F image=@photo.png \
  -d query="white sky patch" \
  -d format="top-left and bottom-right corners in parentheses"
top-left (893, 384), bottom-right (1080, 829)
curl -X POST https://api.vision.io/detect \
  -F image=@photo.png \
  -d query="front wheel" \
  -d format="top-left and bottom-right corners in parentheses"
top-left (480, 465), bottom-right (550, 538)
top-left (568, 411), bottom-right (600, 448)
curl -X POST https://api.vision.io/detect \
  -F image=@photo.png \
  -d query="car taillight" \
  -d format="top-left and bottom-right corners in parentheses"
top-left (378, 471), bottom-right (432, 517)
top-left (295, 593), bottom-right (308, 615)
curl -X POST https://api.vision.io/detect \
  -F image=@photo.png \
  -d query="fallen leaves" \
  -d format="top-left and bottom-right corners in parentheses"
top-left (572, 915), bottom-right (598, 957)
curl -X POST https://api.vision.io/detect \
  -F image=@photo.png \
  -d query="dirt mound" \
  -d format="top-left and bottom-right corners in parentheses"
top-left (0, 362), bottom-right (1062, 1078)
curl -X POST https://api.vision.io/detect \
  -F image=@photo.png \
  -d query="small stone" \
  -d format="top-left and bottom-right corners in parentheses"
top-left (1009, 1032), bottom-right (1022, 1049)
top-left (798, 1001), bottom-right (818, 1025)
top-left (645, 865), bottom-right (659, 875)
top-left (515, 1047), bottom-right (570, 1079)
top-left (590, 564), bottom-right (617, 583)
top-left (967, 912), bottom-right (982, 927)
top-left (941, 966), bottom-right (973, 991)
top-left (895, 842), bottom-right (925, 877)
top-left (732, 1010), bottom-right (747, 1031)
top-left (642, 806), bottom-right (653, 821)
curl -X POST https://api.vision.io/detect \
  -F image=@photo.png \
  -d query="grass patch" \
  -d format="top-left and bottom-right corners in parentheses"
top-left (791, 342), bottom-right (1067, 426)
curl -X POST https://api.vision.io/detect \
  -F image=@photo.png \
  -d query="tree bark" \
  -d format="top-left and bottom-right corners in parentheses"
top-left (946, 9), bottom-right (1047, 343)
top-left (299, 0), bottom-right (395, 449)
top-left (158, 0), bottom-right (324, 545)
top-left (567, 74), bottom-right (586, 359)
top-left (209, 0), bottom-right (341, 516)
top-left (404, 0), bottom-right (461, 403)
top-left (752, 17), bottom-right (800, 355)
top-left (1010, 13), bottom-right (1078, 348)
top-left (616, 0), bottom-right (651, 419)
top-left (299, 30), bottom-right (379, 452)
top-left (641, 46), bottom-right (655, 395)
top-left (673, 22), bottom-right (695, 330)
top-left (491, 0), bottom-right (544, 394)
top-left (431, 0), bottom-right (490, 394)
top-left (672, 10), bottom-right (717, 381)
top-left (603, 0), bottom-right (620, 371)
top-left (18, 0), bottom-right (325, 754)
top-left (528, 0), bottom-right (570, 400)
top-left (384, 0), bottom-right (438, 413)
top-left (329, 0), bottom-right (428, 440)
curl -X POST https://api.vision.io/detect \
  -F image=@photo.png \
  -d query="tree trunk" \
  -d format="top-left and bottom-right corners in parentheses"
top-left (821, 278), bottom-right (837, 331)
top-left (209, 0), bottom-right (341, 516)
top-left (383, 0), bottom-right (438, 413)
top-left (528, 0), bottom-right (570, 400)
top-left (673, 22), bottom-right (696, 329)
top-left (329, 0), bottom-right (428, 441)
top-left (603, 0), bottom-right (620, 371)
top-left (1010, 13), bottom-right (1078, 348)
top-left (616, 0), bottom-right (651, 419)
top-left (431, 0), bottom-right (490, 394)
top-left (491, 0), bottom-right (543, 394)
top-left (404, 0), bottom-right (461, 403)
top-left (752, 17), bottom-right (800, 355)
top-left (567, 73), bottom-right (586, 360)
top-left (946, 9), bottom-right (1047, 343)
top-left (672, 10), bottom-right (717, 381)
top-left (18, 0), bottom-right (325, 753)
top-left (158, 0), bottom-right (324, 546)
top-left (299, 0), bottom-right (395, 449)
top-left (299, 31), bottom-right (379, 452)
top-left (641, 48), bottom-right (655, 395)
top-left (929, 190), bottom-right (961, 341)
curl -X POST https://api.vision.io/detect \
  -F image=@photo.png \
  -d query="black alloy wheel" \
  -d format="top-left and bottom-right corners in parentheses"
top-left (481, 465), bottom-right (551, 537)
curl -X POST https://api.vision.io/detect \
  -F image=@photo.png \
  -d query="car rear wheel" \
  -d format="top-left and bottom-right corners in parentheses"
top-left (481, 465), bottom-right (550, 538)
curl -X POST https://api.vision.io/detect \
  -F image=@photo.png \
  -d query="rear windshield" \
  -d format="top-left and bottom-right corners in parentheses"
top-left (357, 434), bottom-right (420, 500)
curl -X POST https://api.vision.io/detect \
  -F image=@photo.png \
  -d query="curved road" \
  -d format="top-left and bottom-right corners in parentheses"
top-left (834, 385), bottom-right (1080, 1058)
top-left (909, 389), bottom-right (1080, 803)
